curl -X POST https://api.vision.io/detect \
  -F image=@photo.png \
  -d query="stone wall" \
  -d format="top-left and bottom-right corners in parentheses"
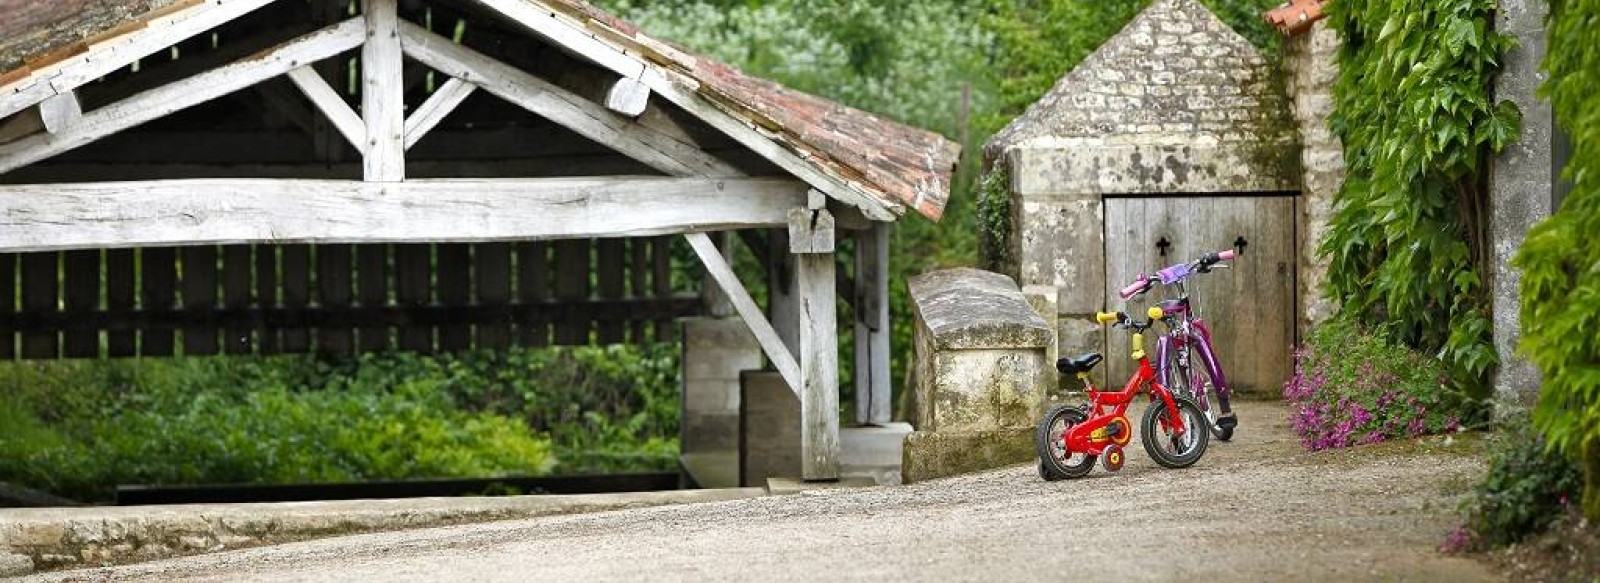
top-left (903, 269), bottom-right (1052, 483)
top-left (1282, 19), bottom-right (1345, 336)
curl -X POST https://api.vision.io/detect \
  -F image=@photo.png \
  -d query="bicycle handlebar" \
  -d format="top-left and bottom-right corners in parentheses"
top-left (1117, 248), bottom-right (1240, 299)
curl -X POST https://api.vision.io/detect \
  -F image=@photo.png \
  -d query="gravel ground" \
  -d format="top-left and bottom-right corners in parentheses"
top-left (20, 400), bottom-right (1500, 582)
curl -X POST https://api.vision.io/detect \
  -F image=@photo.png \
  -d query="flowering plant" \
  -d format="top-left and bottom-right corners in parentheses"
top-left (1283, 316), bottom-right (1479, 451)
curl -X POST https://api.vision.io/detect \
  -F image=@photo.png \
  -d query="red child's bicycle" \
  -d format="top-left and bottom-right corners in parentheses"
top-left (1036, 306), bottom-right (1210, 480)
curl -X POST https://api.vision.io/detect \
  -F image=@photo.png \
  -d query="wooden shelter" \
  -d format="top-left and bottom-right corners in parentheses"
top-left (0, 0), bottom-right (960, 480)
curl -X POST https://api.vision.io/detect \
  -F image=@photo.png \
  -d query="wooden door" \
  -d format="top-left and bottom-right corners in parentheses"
top-left (1103, 196), bottom-right (1296, 394)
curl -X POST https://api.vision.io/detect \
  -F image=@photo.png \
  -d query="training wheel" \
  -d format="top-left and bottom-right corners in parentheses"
top-left (1101, 444), bottom-right (1125, 472)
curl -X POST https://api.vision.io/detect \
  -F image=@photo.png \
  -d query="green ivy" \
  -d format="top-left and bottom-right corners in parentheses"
top-left (975, 170), bottom-right (1012, 272)
top-left (1320, 0), bottom-right (1520, 399)
top-left (1515, 0), bottom-right (1600, 520)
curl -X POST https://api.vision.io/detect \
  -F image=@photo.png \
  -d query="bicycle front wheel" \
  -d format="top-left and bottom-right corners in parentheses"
top-left (1167, 343), bottom-right (1232, 442)
top-left (1141, 396), bottom-right (1210, 469)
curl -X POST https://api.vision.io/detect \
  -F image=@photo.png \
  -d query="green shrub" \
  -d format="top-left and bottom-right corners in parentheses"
top-left (1514, 0), bottom-right (1600, 521)
top-left (1446, 419), bottom-right (1582, 552)
top-left (1320, 0), bottom-right (1519, 395)
top-left (1282, 316), bottom-right (1482, 450)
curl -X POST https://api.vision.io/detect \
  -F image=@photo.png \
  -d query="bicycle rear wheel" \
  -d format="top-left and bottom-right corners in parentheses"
top-left (1166, 343), bottom-right (1233, 441)
top-left (1035, 404), bottom-right (1096, 480)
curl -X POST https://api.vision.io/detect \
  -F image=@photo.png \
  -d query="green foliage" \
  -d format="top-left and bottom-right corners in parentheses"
top-left (975, 170), bottom-right (1012, 272)
top-left (1515, 0), bottom-right (1600, 520)
top-left (0, 358), bottom-right (555, 502)
top-left (1450, 417), bottom-right (1583, 551)
top-left (1283, 315), bottom-right (1480, 450)
top-left (1319, 0), bottom-right (1519, 396)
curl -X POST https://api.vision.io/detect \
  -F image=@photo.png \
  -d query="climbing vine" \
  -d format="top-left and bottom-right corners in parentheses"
top-left (975, 169), bottom-right (1012, 273)
top-left (1515, 0), bottom-right (1600, 520)
top-left (1320, 0), bottom-right (1520, 399)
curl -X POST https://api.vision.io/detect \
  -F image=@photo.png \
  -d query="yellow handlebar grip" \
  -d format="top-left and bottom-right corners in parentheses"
top-left (1147, 306), bottom-right (1165, 320)
top-left (1095, 312), bottom-right (1121, 325)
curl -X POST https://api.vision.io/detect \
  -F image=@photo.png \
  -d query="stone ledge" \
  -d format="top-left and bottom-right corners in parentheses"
top-left (901, 428), bottom-right (1035, 484)
top-left (0, 488), bottom-right (765, 575)
top-left (908, 268), bottom-right (1052, 350)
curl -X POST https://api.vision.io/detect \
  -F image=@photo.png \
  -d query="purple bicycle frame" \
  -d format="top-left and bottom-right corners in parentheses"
top-left (1146, 261), bottom-right (1232, 414)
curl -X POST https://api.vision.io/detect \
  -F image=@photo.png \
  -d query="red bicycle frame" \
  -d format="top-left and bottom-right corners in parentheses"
top-left (1060, 308), bottom-right (1188, 456)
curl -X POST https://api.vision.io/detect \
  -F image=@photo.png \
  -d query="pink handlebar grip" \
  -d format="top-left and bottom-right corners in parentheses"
top-left (1118, 279), bottom-right (1147, 299)
top-left (1218, 249), bottom-right (1237, 260)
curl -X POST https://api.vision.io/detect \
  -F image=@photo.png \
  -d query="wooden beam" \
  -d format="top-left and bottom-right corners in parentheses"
top-left (397, 22), bottom-right (739, 178)
top-left (0, 177), bottom-right (808, 251)
top-left (685, 231), bottom-right (802, 393)
top-left (468, 0), bottom-right (647, 80)
top-left (38, 92), bottom-right (81, 133)
top-left (0, 0), bottom-right (279, 120)
top-left (0, 19), bottom-right (366, 175)
top-left (853, 221), bottom-right (891, 425)
top-left (794, 209), bottom-right (840, 480)
top-left (606, 77), bottom-right (650, 117)
top-left (286, 67), bottom-right (366, 151)
top-left (638, 69), bottom-right (899, 220)
top-left (404, 77), bottom-right (476, 150)
top-left (362, 0), bottom-right (404, 181)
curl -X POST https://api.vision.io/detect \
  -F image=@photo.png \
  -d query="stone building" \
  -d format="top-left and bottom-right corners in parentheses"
top-left (984, 0), bottom-right (1312, 392)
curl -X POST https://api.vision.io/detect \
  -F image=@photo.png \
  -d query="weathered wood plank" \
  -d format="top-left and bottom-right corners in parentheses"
top-left (317, 244), bottom-right (354, 354)
top-left (437, 243), bottom-right (472, 351)
top-left (21, 253), bottom-right (58, 359)
top-left (606, 77), bottom-right (650, 118)
top-left (651, 236), bottom-right (673, 342)
top-left (287, 66), bottom-right (366, 151)
top-left (357, 244), bottom-right (391, 352)
top-left (639, 69), bottom-right (897, 221)
top-left (0, 19), bottom-right (367, 175)
top-left (0, 0), bottom-right (279, 120)
top-left (685, 232), bottom-right (800, 393)
top-left (516, 242), bottom-right (550, 347)
top-left (361, 0), bottom-right (404, 182)
top-left (255, 245), bottom-right (280, 354)
top-left (181, 245), bottom-right (219, 355)
top-left (38, 92), bottom-right (82, 134)
top-left (141, 247), bottom-right (176, 356)
top-left (0, 178), bottom-right (808, 252)
top-left (0, 254), bottom-right (13, 359)
top-left (468, 0), bottom-right (647, 81)
top-left (222, 245), bottom-right (253, 354)
top-left (397, 22), bottom-right (738, 177)
top-left (280, 244), bottom-right (311, 352)
top-left (61, 249), bottom-right (100, 358)
top-left (106, 249), bottom-right (136, 357)
top-left (404, 77), bottom-right (475, 150)
top-left (853, 222), bottom-right (892, 425)
top-left (597, 239), bottom-right (626, 344)
top-left (797, 249), bottom-right (840, 481)
top-left (554, 239), bottom-right (591, 345)
top-left (396, 243), bottom-right (433, 352)
top-left (629, 238), bottom-right (649, 343)
top-left (475, 243), bottom-right (512, 350)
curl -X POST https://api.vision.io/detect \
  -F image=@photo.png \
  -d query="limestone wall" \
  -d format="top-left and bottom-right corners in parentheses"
top-left (1282, 20), bottom-right (1345, 337)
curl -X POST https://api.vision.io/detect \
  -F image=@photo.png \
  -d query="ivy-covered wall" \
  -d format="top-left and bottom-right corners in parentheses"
top-left (1514, 0), bottom-right (1600, 520)
top-left (1319, 0), bottom-right (1520, 401)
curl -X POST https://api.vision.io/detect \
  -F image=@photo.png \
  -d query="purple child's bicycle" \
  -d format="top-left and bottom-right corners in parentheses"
top-left (1118, 249), bottom-right (1240, 442)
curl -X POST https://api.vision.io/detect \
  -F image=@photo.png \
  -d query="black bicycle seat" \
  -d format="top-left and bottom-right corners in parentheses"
top-left (1056, 352), bottom-right (1104, 375)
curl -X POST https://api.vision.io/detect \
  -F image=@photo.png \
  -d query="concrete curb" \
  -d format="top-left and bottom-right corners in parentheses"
top-left (0, 488), bottom-right (765, 576)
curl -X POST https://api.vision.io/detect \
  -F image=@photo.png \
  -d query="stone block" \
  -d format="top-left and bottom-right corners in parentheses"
top-left (681, 317), bottom-right (761, 460)
top-left (840, 422), bottom-right (914, 485)
top-left (901, 428), bottom-right (1034, 484)
top-left (0, 553), bottom-right (32, 577)
top-left (909, 269), bottom-right (1052, 434)
top-left (740, 371), bottom-right (801, 486)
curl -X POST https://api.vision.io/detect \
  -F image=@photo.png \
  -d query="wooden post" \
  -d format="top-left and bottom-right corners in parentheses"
top-left (362, 0), bottom-right (404, 182)
top-left (853, 221), bottom-right (892, 425)
top-left (790, 201), bottom-right (840, 481)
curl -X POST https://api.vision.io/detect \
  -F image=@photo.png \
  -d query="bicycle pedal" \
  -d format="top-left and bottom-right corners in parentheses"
top-left (1217, 414), bottom-right (1238, 430)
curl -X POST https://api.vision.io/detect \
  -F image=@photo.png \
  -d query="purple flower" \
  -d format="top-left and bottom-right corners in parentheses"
top-left (1407, 418), bottom-right (1426, 437)
top-left (1444, 416), bottom-right (1460, 432)
top-left (1361, 431), bottom-right (1385, 444)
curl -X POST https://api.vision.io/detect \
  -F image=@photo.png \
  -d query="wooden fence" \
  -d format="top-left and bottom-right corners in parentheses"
top-left (0, 237), bottom-right (697, 359)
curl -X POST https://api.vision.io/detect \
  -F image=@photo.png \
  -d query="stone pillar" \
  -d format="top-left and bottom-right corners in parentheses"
top-left (740, 370), bottom-right (800, 487)
top-left (680, 317), bottom-right (762, 488)
top-left (1489, 0), bottom-right (1554, 407)
top-left (902, 268), bottom-right (1053, 483)
top-left (1282, 19), bottom-right (1345, 338)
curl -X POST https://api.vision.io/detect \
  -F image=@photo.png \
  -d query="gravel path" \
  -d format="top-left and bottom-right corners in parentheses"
top-left (22, 400), bottom-right (1499, 582)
